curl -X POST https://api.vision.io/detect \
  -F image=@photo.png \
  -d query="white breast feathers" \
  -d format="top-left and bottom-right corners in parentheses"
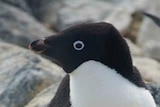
top-left (69, 60), bottom-right (156, 107)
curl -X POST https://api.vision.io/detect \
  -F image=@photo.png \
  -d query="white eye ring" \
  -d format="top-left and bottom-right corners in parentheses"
top-left (73, 40), bottom-right (84, 50)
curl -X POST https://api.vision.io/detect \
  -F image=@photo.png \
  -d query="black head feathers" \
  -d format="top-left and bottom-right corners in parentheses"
top-left (29, 22), bottom-right (146, 88)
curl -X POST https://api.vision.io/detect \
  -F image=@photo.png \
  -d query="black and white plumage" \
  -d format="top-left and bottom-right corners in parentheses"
top-left (29, 22), bottom-right (156, 107)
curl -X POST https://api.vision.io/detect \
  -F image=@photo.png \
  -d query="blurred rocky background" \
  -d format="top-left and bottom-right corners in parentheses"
top-left (0, 0), bottom-right (160, 107)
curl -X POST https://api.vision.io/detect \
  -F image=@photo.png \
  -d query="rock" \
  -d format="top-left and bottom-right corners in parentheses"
top-left (125, 38), bottom-right (143, 56)
top-left (105, 0), bottom-right (159, 41)
top-left (147, 83), bottom-right (160, 107)
top-left (104, 6), bottom-right (133, 32)
top-left (25, 83), bottom-right (59, 107)
top-left (56, 0), bottom-right (112, 30)
top-left (26, 0), bottom-right (63, 29)
top-left (0, 0), bottom-right (31, 12)
top-left (137, 0), bottom-right (160, 60)
top-left (56, 0), bottom-right (155, 31)
top-left (1, 0), bottom-right (62, 29)
top-left (133, 56), bottom-right (160, 85)
top-left (0, 2), bottom-right (53, 48)
top-left (132, 0), bottom-right (153, 11)
top-left (141, 41), bottom-right (160, 60)
top-left (0, 42), bottom-right (64, 107)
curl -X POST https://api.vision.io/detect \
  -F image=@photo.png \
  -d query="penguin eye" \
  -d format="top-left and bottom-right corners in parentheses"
top-left (73, 40), bottom-right (84, 51)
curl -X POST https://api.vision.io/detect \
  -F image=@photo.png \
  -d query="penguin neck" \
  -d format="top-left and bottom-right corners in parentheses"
top-left (69, 60), bottom-right (143, 107)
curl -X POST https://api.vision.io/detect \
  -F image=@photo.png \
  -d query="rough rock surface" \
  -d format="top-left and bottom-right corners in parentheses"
top-left (133, 56), bottom-right (160, 85)
top-left (26, 0), bottom-right (62, 27)
top-left (125, 38), bottom-right (142, 56)
top-left (137, 0), bottom-right (160, 60)
top-left (1, 0), bottom-right (63, 30)
top-left (104, 6), bottom-right (133, 32)
top-left (0, 2), bottom-right (53, 48)
top-left (56, 0), bottom-right (153, 31)
top-left (0, 42), bottom-right (64, 107)
top-left (0, 0), bottom-right (31, 12)
top-left (56, 0), bottom-right (112, 30)
top-left (25, 83), bottom-right (60, 107)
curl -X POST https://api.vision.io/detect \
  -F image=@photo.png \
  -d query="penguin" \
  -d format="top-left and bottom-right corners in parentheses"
top-left (29, 22), bottom-right (156, 107)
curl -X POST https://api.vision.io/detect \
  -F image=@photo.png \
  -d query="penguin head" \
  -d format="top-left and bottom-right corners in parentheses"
top-left (29, 22), bottom-right (133, 74)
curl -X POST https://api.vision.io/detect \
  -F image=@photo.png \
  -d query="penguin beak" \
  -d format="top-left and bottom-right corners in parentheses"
top-left (29, 38), bottom-right (50, 54)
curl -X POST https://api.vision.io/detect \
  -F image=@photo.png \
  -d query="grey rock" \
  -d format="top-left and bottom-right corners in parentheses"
top-left (133, 56), bottom-right (160, 84)
top-left (137, 0), bottom-right (160, 60)
top-left (104, 6), bottom-right (133, 32)
top-left (147, 83), bottom-right (160, 107)
top-left (132, 0), bottom-right (153, 11)
top-left (0, 42), bottom-right (64, 107)
top-left (140, 11), bottom-right (160, 27)
top-left (1, 0), bottom-right (63, 28)
top-left (0, 0), bottom-right (31, 12)
top-left (56, 0), bottom-right (113, 30)
top-left (0, 2), bottom-right (53, 48)
top-left (141, 41), bottom-right (160, 60)
top-left (25, 83), bottom-right (60, 107)
top-left (105, 0), bottom-right (160, 42)
top-left (26, 0), bottom-right (63, 28)
top-left (56, 0), bottom-right (153, 31)
top-left (125, 38), bottom-right (143, 56)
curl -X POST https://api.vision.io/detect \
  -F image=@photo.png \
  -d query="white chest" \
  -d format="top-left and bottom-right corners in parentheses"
top-left (69, 60), bottom-right (156, 107)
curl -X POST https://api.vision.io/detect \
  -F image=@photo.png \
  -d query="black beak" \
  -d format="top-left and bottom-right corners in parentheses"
top-left (29, 38), bottom-right (50, 53)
